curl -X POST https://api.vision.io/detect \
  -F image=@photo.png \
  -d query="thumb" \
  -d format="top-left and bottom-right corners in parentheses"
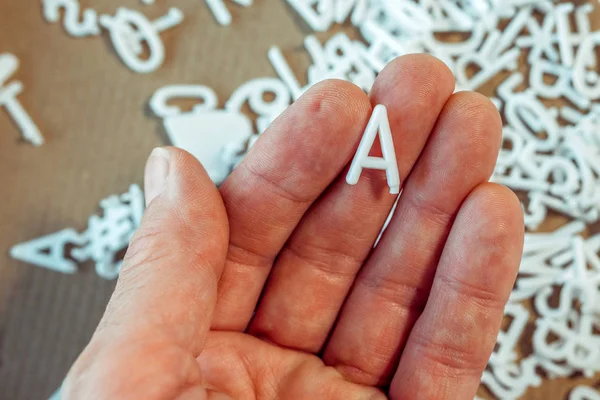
top-left (102, 146), bottom-right (228, 351)
top-left (63, 147), bottom-right (227, 399)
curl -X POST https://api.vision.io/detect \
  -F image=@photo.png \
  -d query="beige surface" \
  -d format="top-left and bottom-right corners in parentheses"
top-left (0, 1), bottom-right (598, 399)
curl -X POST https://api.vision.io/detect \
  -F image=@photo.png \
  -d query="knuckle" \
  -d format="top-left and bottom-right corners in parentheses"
top-left (411, 328), bottom-right (485, 378)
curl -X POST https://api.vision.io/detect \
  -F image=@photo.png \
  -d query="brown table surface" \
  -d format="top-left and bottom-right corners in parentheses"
top-left (0, 0), bottom-right (598, 399)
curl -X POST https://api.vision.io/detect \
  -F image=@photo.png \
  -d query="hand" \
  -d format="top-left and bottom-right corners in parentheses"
top-left (63, 55), bottom-right (524, 400)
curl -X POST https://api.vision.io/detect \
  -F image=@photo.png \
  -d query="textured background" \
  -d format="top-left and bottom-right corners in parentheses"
top-left (0, 0), bottom-right (598, 399)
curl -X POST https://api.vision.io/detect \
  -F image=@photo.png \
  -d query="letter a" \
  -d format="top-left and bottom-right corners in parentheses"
top-left (346, 104), bottom-right (400, 194)
top-left (10, 228), bottom-right (84, 274)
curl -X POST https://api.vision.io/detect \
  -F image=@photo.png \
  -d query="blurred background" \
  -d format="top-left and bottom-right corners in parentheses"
top-left (0, 0), bottom-right (599, 399)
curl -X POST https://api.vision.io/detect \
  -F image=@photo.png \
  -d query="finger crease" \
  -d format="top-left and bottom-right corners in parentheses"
top-left (243, 162), bottom-right (315, 205)
top-left (406, 191), bottom-right (455, 227)
top-left (359, 274), bottom-right (429, 315)
top-left (436, 272), bottom-right (506, 312)
top-left (409, 331), bottom-right (485, 378)
top-left (227, 240), bottom-right (275, 270)
top-left (284, 242), bottom-right (364, 282)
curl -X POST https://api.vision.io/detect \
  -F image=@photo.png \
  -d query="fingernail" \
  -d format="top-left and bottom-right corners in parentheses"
top-left (144, 147), bottom-right (170, 206)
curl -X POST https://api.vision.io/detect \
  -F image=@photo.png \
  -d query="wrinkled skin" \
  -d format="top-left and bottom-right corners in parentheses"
top-left (63, 55), bottom-right (524, 400)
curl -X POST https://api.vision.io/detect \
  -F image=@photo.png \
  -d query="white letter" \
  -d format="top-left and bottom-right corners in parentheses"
top-left (0, 81), bottom-right (44, 146)
top-left (150, 84), bottom-right (218, 117)
top-left (346, 104), bottom-right (399, 194)
top-left (10, 229), bottom-right (85, 274)
top-left (43, 0), bottom-right (100, 37)
top-left (99, 8), bottom-right (165, 74)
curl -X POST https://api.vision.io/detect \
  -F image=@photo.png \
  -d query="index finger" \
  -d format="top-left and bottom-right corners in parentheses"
top-left (212, 80), bottom-right (373, 331)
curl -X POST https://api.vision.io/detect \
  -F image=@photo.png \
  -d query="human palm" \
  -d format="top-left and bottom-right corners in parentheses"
top-left (64, 55), bottom-right (524, 400)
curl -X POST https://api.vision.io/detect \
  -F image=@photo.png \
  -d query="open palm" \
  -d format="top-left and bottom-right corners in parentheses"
top-left (63, 55), bottom-right (524, 400)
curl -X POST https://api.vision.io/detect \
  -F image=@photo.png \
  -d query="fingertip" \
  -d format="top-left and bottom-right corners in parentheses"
top-left (371, 54), bottom-right (456, 107)
top-left (281, 78), bottom-right (372, 147)
top-left (463, 183), bottom-right (524, 226)
top-left (433, 91), bottom-right (503, 181)
top-left (135, 146), bottom-right (229, 273)
top-left (302, 78), bottom-right (371, 114)
top-left (165, 147), bottom-right (220, 200)
top-left (445, 91), bottom-right (503, 146)
top-left (459, 182), bottom-right (525, 262)
top-left (237, 79), bottom-right (373, 201)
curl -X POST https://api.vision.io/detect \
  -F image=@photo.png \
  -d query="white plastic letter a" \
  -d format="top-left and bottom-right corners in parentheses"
top-left (346, 104), bottom-right (400, 194)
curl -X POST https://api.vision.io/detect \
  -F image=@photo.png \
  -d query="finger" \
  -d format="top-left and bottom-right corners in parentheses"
top-left (248, 55), bottom-right (455, 352)
top-left (212, 80), bottom-right (373, 331)
top-left (103, 147), bottom-right (228, 350)
top-left (64, 147), bottom-right (229, 398)
top-left (390, 183), bottom-right (524, 400)
top-left (323, 92), bottom-right (503, 386)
